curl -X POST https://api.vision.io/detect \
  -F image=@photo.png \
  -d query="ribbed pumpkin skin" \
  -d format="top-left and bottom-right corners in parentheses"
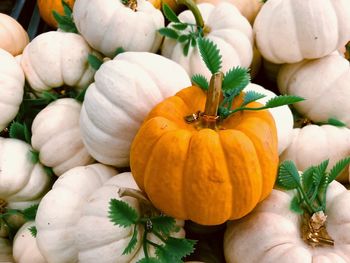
top-left (37, 0), bottom-right (75, 28)
top-left (130, 86), bottom-right (278, 225)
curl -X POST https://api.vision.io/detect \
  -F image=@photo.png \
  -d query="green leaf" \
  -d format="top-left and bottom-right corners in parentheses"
top-left (29, 226), bottom-right (37, 238)
top-left (62, 0), bottom-right (72, 17)
top-left (241, 91), bottom-right (266, 107)
top-left (183, 41), bottom-right (191, 56)
top-left (108, 199), bottom-right (139, 228)
top-left (114, 47), bottom-right (125, 57)
top-left (29, 150), bottom-right (40, 164)
top-left (9, 122), bottom-right (31, 144)
top-left (88, 54), bottom-right (103, 71)
top-left (313, 160), bottom-right (329, 186)
top-left (178, 35), bottom-right (189, 43)
top-left (172, 23), bottom-right (187, 31)
top-left (44, 166), bottom-right (55, 178)
top-left (197, 37), bottom-right (222, 74)
top-left (326, 118), bottom-right (347, 127)
top-left (158, 28), bottom-right (179, 40)
top-left (52, 10), bottom-right (78, 33)
top-left (155, 237), bottom-right (197, 262)
top-left (301, 166), bottom-right (316, 194)
top-left (290, 196), bottom-right (303, 214)
top-left (328, 157), bottom-right (350, 183)
top-left (277, 160), bottom-right (301, 190)
top-left (136, 258), bottom-right (161, 263)
top-left (265, 95), bottom-right (304, 108)
top-left (151, 216), bottom-right (176, 236)
top-left (222, 67), bottom-right (250, 94)
top-left (23, 205), bottom-right (39, 221)
top-left (190, 37), bottom-right (197, 47)
top-left (191, 74), bottom-right (209, 90)
top-left (162, 3), bottom-right (180, 23)
top-left (75, 87), bottom-right (88, 103)
top-left (123, 225), bottom-right (138, 255)
top-left (40, 91), bottom-right (59, 102)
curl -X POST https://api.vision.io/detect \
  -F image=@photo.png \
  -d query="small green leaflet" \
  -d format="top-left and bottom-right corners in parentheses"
top-left (151, 216), bottom-right (177, 236)
top-left (114, 47), bottom-right (126, 57)
top-left (290, 196), bottom-right (303, 214)
top-left (162, 3), bottom-right (180, 23)
top-left (197, 38), bottom-right (222, 74)
top-left (328, 157), bottom-right (350, 183)
top-left (277, 160), bottom-right (301, 190)
top-left (52, 1), bottom-right (78, 33)
top-left (158, 28), bottom-right (179, 40)
top-left (108, 199), bottom-right (139, 227)
top-left (155, 237), bottom-right (197, 262)
top-left (222, 67), bottom-right (250, 93)
top-left (9, 122), bottom-right (31, 144)
top-left (123, 225), bottom-right (138, 255)
top-left (88, 54), bottom-right (103, 71)
top-left (191, 74), bottom-right (209, 90)
top-left (23, 204), bottom-right (39, 221)
top-left (29, 150), bottom-right (40, 164)
top-left (29, 226), bottom-right (37, 238)
top-left (241, 91), bottom-right (266, 107)
top-left (265, 95), bottom-right (304, 108)
top-left (316, 118), bottom-right (347, 127)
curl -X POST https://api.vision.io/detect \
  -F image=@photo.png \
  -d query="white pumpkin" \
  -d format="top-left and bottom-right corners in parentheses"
top-left (13, 221), bottom-right (46, 263)
top-left (80, 52), bottom-right (191, 167)
top-left (73, 0), bottom-right (164, 57)
top-left (0, 237), bottom-right (13, 262)
top-left (244, 83), bottom-right (294, 154)
top-left (278, 53), bottom-right (350, 127)
top-left (31, 98), bottom-right (94, 176)
top-left (224, 181), bottom-right (350, 263)
top-left (75, 172), bottom-right (185, 263)
top-left (280, 124), bottom-right (350, 182)
top-left (0, 138), bottom-right (51, 236)
top-left (35, 164), bottom-right (116, 263)
top-left (254, 0), bottom-right (350, 64)
top-left (0, 49), bottom-right (24, 131)
top-left (20, 31), bottom-right (97, 92)
top-left (161, 2), bottom-right (253, 79)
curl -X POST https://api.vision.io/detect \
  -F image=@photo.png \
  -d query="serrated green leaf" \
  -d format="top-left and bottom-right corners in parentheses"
top-left (9, 122), bottom-right (31, 144)
top-left (162, 3), bottom-right (180, 23)
top-left (155, 237), bottom-right (197, 262)
top-left (183, 41), bottom-right (190, 56)
top-left (29, 150), bottom-right (40, 164)
top-left (222, 67), bottom-right (250, 94)
top-left (277, 160), bottom-right (301, 190)
top-left (158, 28), bottom-right (179, 40)
top-left (241, 91), bottom-right (266, 107)
top-left (136, 258), bottom-right (161, 263)
top-left (191, 74), bottom-right (209, 90)
top-left (123, 225), bottom-right (138, 255)
top-left (151, 216), bottom-right (176, 236)
top-left (88, 54), bottom-right (103, 71)
top-left (301, 166), bottom-right (316, 195)
top-left (328, 157), bottom-right (350, 183)
top-left (290, 196), bottom-right (303, 214)
top-left (172, 23), bottom-right (187, 30)
top-left (326, 118), bottom-right (347, 127)
top-left (197, 37), bottom-right (222, 74)
top-left (313, 160), bottom-right (329, 186)
top-left (29, 226), bottom-right (37, 238)
top-left (23, 204), bottom-right (39, 221)
top-left (108, 199), bottom-right (139, 228)
top-left (265, 95), bottom-right (304, 108)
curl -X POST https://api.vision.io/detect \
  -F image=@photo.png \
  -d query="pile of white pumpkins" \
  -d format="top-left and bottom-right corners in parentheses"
top-left (1, 0), bottom-right (350, 262)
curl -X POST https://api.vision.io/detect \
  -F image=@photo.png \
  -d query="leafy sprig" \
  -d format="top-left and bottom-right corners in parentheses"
top-left (108, 198), bottom-right (196, 262)
top-left (53, 0), bottom-right (78, 33)
top-left (277, 158), bottom-right (350, 214)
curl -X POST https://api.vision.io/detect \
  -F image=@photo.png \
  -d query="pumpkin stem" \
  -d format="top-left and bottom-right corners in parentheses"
top-left (200, 72), bottom-right (223, 130)
top-left (0, 199), bottom-right (7, 214)
top-left (176, 0), bottom-right (210, 35)
top-left (345, 42), bottom-right (350, 60)
top-left (121, 0), bottom-right (137, 11)
top-left (301, 211), bottom-right (334, 247)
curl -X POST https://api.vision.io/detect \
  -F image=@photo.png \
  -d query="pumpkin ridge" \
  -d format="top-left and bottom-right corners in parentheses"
top-left (21, 49), bottom-right (47, 91)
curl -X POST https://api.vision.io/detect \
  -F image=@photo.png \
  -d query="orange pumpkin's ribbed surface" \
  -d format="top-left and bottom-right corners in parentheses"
top-left (130, 86), bottom-right (278, 225)
top-left (37, 0), bottom-right (75, 28)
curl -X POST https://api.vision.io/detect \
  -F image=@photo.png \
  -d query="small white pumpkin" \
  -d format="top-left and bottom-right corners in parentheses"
top-left (20, 31), bottom-right (97, 92)
top-left (254, 0), bottom-right (350, 64)
top-left (73, 0), bottom-right (164, 57)
top-left (280, 124), bottom-right (350, 182)
top-left (13, 221), bottom-right (46, 263)
top-left (0, 237), bottom-right (13, 262)
top-left (244, 83), bottom-right (294, 154)
top-left (80, 52), bottom-right (191, 167)
top-left (31, 98), bottom-right (94, 176)
top-left (278, 53), bottom-right (350, 126)
top-left (161, 2), bottom-right (254, 79)
top-left (36, 164), bottom-right (116, 263)
top-left (224, 180), bottom-right (350, 263)
top-left (75, 172), bottom-right (185, 262)
top-left (0, 138), bottom-right (51, 236)
top-left (0, 49), bottom-right (24, 131)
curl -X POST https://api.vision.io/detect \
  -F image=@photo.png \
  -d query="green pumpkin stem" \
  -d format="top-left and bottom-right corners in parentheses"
top-left (176, 0), bottom-right (209, 34)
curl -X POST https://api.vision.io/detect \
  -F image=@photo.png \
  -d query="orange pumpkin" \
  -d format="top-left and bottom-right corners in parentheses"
top-left (37, 0), bottom-right (75, 28)
top-left (130, 73), bottom-right (278, 225)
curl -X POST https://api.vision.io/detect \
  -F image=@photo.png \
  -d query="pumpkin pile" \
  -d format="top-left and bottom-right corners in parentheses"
top-left (1, 0), bottom-right (350, 262)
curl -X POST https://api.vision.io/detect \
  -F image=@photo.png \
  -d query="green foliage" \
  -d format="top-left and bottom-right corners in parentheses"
top-left (29, 226), bottom-right (37, 238)
top-left (277, 161), bottom-right (301, 190)
top-left (29, 150), bottom-right (40, 164)
top-left (241, 91), bottom-right (266, 107)
top-left (9, 122), bottom-right (31, 144)
top-left (162, 3), bottom-right (180, 23)
top-left (23, 205), bottom-right (39, 221)
top-left (328, 157), bottom-right (350, 183)
top-left (158, 28), bottom-right (179, 40)
top-left (75, 87), bottom-right (88, 103)
top-left (108, 194), bottom-right (196, 262)
top-left (191, 74), bottom-right (209, 90)
top-left (197, 38), bottom-right (222, 74)
top-left (265, 95), bottom-right (304, 108)
top-left (316, 118), bottom-right (347, 127)
top-left (52, 1), bottom-right (78, 33)
top-left (108, 199), bottom-right (139, 227)
top-left (222, 67), bottom-right (250, 94)
top-left (114, 47), bottom-right (126, 57)
top-left (290, 196), bottom-right (303, 214)
top-left (88, 54), bottom-right (103, 71)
